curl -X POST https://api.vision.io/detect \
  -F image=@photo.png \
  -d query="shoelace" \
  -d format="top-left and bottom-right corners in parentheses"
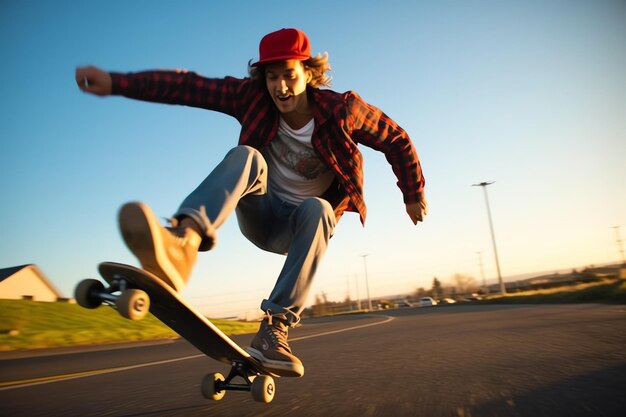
top-left (263, 312), bottom-right (291, 353)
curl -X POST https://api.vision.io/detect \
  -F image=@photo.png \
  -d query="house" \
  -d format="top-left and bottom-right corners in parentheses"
top-left (0, 264), bottom-right (65, 302)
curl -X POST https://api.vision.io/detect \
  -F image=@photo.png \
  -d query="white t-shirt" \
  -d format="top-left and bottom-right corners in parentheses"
top-left (263, 117), bottom-right (335, 205)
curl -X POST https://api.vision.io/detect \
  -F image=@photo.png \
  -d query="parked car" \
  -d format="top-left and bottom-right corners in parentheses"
top-left (419, 297), bottom-right (438, 307)
top-left (463, 293), bottom-right (483, 301)
top-left (396, 299), bottom-right (415, 308)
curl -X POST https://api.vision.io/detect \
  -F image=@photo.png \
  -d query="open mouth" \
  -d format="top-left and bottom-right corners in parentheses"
top-left (276, 94), bottom-right (291, 102)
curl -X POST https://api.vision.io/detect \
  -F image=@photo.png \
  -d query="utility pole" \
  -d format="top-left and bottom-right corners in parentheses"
top-left (476, 251), bottom-right (486, 288)
top-left (361, 254), bottom-right (373, 311)
top-left (613, 226), bottom-right (626, 265)
top-left (346, 275), bottom-right (353, 311)
top-left (472, 181), bottom-right (506, 294)
top-left (354, 274), bottom-right (362, 311)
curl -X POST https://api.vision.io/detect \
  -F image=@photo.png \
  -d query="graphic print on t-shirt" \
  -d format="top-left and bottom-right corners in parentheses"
top-left (263, 117), bottom-right (335, 205)
top-left (269, 133), bottom-right (329, 180)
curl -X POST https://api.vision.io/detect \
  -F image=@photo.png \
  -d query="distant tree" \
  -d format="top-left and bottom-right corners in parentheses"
top-left (312, 292), bottom-right (330, 316)
top-left (432, 277), bottom-right (443, 300)
top-left (452, 274), bottom-right (478, 294)
top-left (413, 287), bottom-right (428, 299)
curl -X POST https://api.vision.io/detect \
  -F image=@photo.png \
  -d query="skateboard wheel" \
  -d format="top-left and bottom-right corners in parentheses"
top-left (251, 375), bottom-right (275, 403)
top-left (201, 373), bottom-right (226, 401)
top-left (75, 279), bottom-right (105, 309)
top-left (116, 289), bottom-right (150, 320)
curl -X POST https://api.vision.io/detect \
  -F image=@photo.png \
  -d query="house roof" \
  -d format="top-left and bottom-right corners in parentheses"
top-left (0, 264), bottom-right (64, 298)
top-left (0, 265), bottom-right (32, 282)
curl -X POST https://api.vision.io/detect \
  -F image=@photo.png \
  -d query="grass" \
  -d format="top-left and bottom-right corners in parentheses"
top-left (0, 299), bottom-right (259, 352)
top-left (2, 279), bottom-right (624, 352)
top-left (484, 279), bottom-right (626, 304)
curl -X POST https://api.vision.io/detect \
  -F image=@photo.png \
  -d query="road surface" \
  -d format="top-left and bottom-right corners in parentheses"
top-left (1, 304), bottom-right (625, 416)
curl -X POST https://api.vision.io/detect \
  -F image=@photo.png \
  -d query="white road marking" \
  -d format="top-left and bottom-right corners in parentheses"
top-left (0, 355), bottom-right (204, 391)
top-left (291, 314), bottom-right (395, 342)
top-left (2, 314), bottom-right (394, 390)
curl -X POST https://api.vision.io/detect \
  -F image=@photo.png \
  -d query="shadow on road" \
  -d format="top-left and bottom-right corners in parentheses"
top-left (468, 363), bottom-right (626, 417)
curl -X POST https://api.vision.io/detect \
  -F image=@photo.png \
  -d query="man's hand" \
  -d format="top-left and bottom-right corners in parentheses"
top-left (75, 66), bottom-right (112, 96)
top-left (406, 197), bottom-right (428, 225)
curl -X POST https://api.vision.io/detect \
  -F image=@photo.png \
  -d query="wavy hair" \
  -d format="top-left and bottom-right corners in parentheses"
top-left (248, 52), bottom-right (332, 89)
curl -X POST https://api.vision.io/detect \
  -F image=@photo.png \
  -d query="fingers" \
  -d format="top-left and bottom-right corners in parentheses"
top-left (75, 66), bottom-right (96, 93)
top-left (75, 67), bottom-right (88, 90)
top-left (406, 200), bottom-right (427, 225)
top-left (75, 66), bottom-right (112, 96)
top-left (420, 198), bottom-right (428, 216)
top-left (406, 205), bottom-right (424, 225)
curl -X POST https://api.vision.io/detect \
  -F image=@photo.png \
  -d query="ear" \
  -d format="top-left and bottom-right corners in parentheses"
top-left (300, 61), bottom-right (313, 84)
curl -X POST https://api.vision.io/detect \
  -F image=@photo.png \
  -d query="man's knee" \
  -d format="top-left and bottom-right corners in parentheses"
top-left (224, 145), bottom-right (267, 188)
top-left (295, 198), bottom-right (336, 229)
top-left (226, 145), bottom-right (265, 166)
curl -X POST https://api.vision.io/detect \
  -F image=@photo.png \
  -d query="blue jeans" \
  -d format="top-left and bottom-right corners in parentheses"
top-left (175, 146), bottom-right (336, 324)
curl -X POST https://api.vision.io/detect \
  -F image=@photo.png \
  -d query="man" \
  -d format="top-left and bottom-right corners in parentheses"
top-left (75, 28), bottom-right (427, 378)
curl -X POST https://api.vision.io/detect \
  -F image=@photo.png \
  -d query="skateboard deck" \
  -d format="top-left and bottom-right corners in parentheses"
top-left (99, 262), bottom-right (268, 371)
top-left (75, 261), bottom-right (278, 402)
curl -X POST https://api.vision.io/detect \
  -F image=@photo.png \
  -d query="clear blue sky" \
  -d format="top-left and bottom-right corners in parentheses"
top-left (1, 1), bottom-right (624, 318)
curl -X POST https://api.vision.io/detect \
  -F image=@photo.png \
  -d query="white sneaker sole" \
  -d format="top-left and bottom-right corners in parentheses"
top-left (247, 347), bottom-right (304, 377)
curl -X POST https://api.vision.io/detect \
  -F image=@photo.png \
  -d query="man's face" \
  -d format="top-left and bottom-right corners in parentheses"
top-left (265, 60), bottom-right (310, 115)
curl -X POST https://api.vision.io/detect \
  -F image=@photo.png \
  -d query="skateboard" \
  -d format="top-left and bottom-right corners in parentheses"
top-left (74, 262), bottom-right (277, 403)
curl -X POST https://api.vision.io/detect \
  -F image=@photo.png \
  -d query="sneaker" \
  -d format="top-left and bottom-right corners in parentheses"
top-left (118, 202), bottom-right (201, 292)
top-left (248, 314), bottom-right (304, 377)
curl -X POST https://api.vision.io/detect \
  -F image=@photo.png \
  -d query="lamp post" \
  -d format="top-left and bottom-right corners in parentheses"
top-left (472, 182), bottom-right (506, 294)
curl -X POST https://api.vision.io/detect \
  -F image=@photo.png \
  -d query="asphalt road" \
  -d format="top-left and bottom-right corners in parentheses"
top-left (1, 304), bottom-right (625, 417)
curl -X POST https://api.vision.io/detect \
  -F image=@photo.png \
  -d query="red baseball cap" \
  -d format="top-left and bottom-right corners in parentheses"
top-left (252, 28), bottom-right (311, 67)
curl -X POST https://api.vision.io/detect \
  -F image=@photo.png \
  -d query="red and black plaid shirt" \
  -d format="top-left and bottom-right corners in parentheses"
top-left (111, 70), bottom-right (425, 223)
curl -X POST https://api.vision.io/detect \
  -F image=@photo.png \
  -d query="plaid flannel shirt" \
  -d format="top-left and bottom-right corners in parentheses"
top-left (111, 70), bottom-right (425, 224)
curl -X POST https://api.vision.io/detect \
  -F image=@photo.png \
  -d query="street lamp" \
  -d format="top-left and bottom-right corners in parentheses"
top-left (472, 181), bottom-right (506, 294)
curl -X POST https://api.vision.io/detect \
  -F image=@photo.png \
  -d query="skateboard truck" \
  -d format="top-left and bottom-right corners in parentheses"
top-left (75, 276), bottom-right (151, 321)
top-left (202, 360), bottom-right (276, 403)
